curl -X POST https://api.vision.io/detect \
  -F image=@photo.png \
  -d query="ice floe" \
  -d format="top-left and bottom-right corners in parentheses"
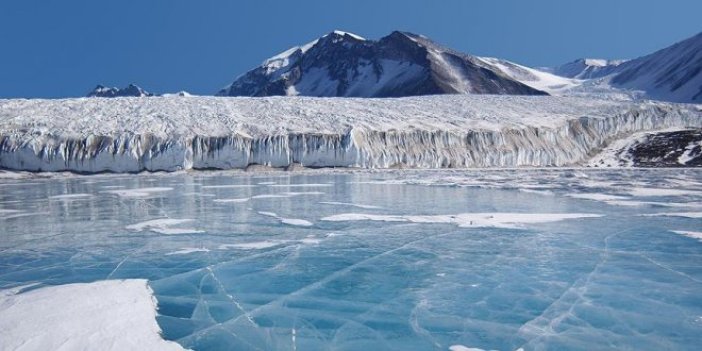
top-left (0, 280), bottom-right (186, 351)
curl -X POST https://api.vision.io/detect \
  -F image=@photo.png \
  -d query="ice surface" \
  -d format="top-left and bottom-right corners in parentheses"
top-left (0, 280), bottom-right (185, 351)
top-left (0, 169), bottom-right (701, 350)
top-left (321, 212), bottom-right (601, 229)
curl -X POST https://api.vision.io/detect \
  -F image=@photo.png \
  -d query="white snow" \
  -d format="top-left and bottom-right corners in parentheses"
top-left (331, 30), bottom-right (365, 41)
top-left (267, 183), bottom-right (332, 188)
top-left (126, 218), bottom-right (203, 235)
top-left (165, 247), bottom-right (210, 255)
top-left (0, 95), bottom-right (700, 172)
top-left (449, 345), bottom-right (500, 351)
top-left (258, 211), bottom-right (313, 227)
top-left (477, 57), bottom-right (580, 94)
top-left (213, 197), bottom-right (251, 203)
top-left (672, 230), bottom-right (702, 242)
top-left (0, 280), bottom-right (186, 351)
top-left (678, 139), bottom-right (702, 165)
top-left (319, 201), bottom-right (382, 209)
top-left (218, 241), bottom-right (285, 250)
top-left (321, 212), bottom-right (602, 229)
top-left (103, 187), bottom-right (174, 198)
top-left (566, 193), bottom-right (630, 201)
top-left (642, 212), bottom-right (702, 218)
top-left (628, 188), bottom-right (702, 197)
top-left (201, 184), bottom-right (257, 189)
top-left (49, 193), bottom-right (93, 200)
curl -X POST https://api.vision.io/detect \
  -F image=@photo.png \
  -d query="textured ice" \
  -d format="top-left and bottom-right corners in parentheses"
top-left (643, 212), bottom-right (702, 218)
top-left (1, 169), bottom-right (701, 350)
top-left (321, 212), bottom-right (601, 229)
top-left (1, 95), bottom-right (701, 172)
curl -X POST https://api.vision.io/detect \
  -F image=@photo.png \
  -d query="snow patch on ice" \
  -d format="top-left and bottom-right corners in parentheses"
top-left (49, 193), bottom-right (93, 200)
top-left (0, 280), bottom-right (186, 351)
top-left (642, 212), bottom-right (702, 218)
top-left (321, 212), bottom-right (602, 229)
top-left (671, 230), bottom-right (702, 242)
top-left (104, 187), bottom-right (173, 198)
top-left (219, 241), bottom-right (286, 250)
top-left (258, 211), bottom-right (313, 227)
top-left (319, 201), bottom-right (382, 209)
top-left (126, 218), bottom-right (203, 235)
top-left (566, 193), bottom-right (630, 201)
top-left (201, 185), bottom-right (257, 189)
top-left (449, 345), bottom-right (499, 351)
top-left (213, 197), bottom-right (251, 203)
top-left (628, 188), bottom-right (702, 197)
top-left (165, 247), bottom-right (210, 255)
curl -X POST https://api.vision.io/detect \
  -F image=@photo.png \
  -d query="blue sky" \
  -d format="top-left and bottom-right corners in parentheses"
top-left (1, 0), bottom-right (700, 98)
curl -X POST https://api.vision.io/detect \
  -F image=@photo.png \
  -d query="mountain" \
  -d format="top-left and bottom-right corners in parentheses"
top-left (161, 91), bottom-right (193, 97)
top-left (546, 58), bottom-right (626, 79)
top-left (609, 31), bottom-right (702, 103)
top-left (547, 32), bottom-right (702, 103)
top-left (474, 57), bottom-right (580, 95)
top-left (218, 30), bottom-right (547, 98)
top-left (87, 84), bottom-right (153, 98)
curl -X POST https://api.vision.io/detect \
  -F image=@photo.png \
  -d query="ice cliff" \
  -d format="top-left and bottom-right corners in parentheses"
top-left (0, 95), bottom-right (700, 172)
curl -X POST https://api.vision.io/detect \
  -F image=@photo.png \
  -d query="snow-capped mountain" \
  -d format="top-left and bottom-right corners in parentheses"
top-left (218, 30), bottom-right (547, 97)
top-left (546, 32), bottom-right (702, 103)
top-left (546, 58), bottom-right (626, 79)
top-left (161, 91), bottom-right (193, 97)
top-left (608, 31), bottom-right (702, 103)
top-left (87, 84), bottom-right (153, 98)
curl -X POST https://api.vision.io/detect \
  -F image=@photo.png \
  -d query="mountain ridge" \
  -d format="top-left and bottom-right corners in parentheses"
top-left (217, 30), bottom-right (548, 98)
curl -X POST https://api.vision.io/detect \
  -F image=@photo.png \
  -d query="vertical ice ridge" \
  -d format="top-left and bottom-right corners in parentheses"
top-left (0, 104), bottom-right (699, 172)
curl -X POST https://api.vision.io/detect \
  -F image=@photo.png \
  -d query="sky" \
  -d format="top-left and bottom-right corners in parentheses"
top-left (0, 0), bottom-right (700, 98)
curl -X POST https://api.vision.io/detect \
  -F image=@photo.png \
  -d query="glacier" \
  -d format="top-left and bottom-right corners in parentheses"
top-left (0, 95), bottom-right (700, 173)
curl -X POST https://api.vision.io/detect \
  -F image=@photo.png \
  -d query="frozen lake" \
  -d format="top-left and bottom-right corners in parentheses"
top-left (1, 169), bottom-right (701, 350)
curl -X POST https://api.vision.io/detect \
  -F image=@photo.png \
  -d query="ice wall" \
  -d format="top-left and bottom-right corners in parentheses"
top-left (0, 97), bottom-right (700, 172)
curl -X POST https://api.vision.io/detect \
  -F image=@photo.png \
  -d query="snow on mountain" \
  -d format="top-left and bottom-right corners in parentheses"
top-left (475, 57), bottom-right (580, 95)
top-left (546, 58), bottom-right (627, 79)
top-left (218, 30), bottom-right (547, 97)
top-left (87, 84), bottom-right (154, 98)
top-left (0, 95), bottom-right (699, 172)
top-left (546, 32), bottom-right (702, 103)
top-left (588, 129), bottom-right (702, 167)
top-left (608, 31), bottom-right (702, 103)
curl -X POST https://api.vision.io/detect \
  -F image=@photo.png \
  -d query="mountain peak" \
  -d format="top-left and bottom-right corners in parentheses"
top-left (87, 84), bottom-right (153, 98)
top-left (327, 30), bottom-right (365, 41)
top-left (218, 30), bottom-right (547, 98)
